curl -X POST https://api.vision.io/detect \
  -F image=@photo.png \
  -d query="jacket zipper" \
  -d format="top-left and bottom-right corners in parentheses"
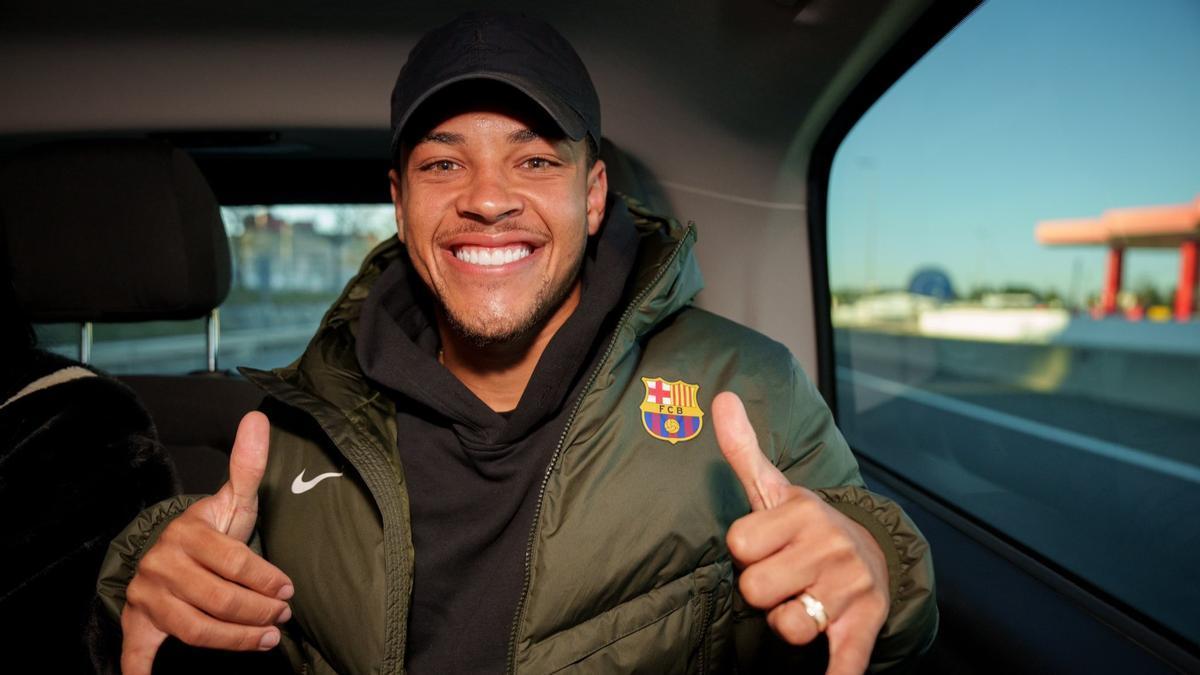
top-left (696, 589), bottom-right (715, 675)
top-left (505, 224), bottom-right (696, 673)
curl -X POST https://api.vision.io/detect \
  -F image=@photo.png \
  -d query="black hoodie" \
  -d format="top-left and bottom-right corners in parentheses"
top-left (356, 198), bottom-right (638, 673)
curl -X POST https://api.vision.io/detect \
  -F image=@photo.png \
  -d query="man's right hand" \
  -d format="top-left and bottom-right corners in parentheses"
top-left (120, 411), bottom-right (295, 675)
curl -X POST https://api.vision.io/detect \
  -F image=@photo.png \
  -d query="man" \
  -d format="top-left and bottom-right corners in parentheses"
top-left (99, 11), bottom-right (936, 674)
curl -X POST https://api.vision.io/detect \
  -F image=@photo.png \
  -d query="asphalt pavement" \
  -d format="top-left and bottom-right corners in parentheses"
top-left (834, 339), bottom-right (1200, 647)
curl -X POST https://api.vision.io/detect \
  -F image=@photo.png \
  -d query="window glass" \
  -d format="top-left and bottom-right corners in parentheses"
top-left (37, 204), bottom-right (395, 374)
top-left (828, 0), bottom-right (1200, 645)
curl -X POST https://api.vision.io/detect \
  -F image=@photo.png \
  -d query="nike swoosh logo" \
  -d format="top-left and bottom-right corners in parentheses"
top-left (291, 470), bottom-right (344, 494)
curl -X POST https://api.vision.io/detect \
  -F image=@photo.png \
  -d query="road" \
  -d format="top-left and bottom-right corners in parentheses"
top-left (834, 330), bottom-right (1200, 646)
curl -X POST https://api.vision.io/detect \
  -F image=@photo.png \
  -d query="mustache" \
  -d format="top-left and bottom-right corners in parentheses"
top-left (433, 222), bottom-right (545, 245)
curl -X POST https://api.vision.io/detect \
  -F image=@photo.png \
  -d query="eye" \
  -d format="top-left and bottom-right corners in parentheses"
top-left (522, 156), bottom-right (561, 170)
top-left (418, 159), bottom-right (462, 172)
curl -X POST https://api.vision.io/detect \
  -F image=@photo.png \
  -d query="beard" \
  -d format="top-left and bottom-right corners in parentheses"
top-left (440, 274), bottom-right (575, 347)
top-left (433, 244), bottom-right (586, 348)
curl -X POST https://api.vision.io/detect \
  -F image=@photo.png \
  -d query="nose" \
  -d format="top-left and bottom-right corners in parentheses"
top-left (457, 164), bottom-right (522, 224)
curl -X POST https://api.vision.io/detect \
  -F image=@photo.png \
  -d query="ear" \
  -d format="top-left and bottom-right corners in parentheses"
top-left (388, 168), bottom-right (406, 243)
top-left (585, 159), bottom-right (608, 236)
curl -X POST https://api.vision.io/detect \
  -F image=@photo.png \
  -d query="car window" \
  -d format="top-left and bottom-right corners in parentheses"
top-left (827, 0), bottom-right (1200, 647)
top-left (36, 204), bottom-right (396, 374)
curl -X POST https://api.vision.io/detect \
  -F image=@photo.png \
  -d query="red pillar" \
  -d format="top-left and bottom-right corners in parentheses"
top-left (1177, 240), bottom-right (1198, 321)
top-left (1101, 246), bottom-right (1124, 316)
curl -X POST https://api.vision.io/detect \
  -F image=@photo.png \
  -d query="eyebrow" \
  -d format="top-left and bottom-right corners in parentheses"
top-left (418, 131), bottom-right (466, 145)
top-left (415, 128), bottom-right (546, 146)
top-left (507, 128), bottom-right (541, 144)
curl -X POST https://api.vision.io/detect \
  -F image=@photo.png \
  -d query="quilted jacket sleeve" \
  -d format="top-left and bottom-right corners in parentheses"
top-left (96, 495), bottom-right (202, 623)
top-left (733, 358), bottom-right (938, 673)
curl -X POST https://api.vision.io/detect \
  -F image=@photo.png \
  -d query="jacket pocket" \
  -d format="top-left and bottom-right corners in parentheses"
top-left (525, 560), bottom-right (730, 674)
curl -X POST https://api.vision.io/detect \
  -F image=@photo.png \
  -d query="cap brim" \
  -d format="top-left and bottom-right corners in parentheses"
top-left (390, 72), bottom-right (588, 157)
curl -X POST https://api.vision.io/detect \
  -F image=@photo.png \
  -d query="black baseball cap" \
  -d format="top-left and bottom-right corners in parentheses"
top-left (389, 11), bottom-right (601, 157)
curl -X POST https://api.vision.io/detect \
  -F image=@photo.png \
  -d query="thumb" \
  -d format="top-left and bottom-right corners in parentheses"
top-left (713, 391), bottom-right (790, 511)
top-left (120, 607), bottom-right (168, 675)
top-left (215, 411), bottom-right (271, 542)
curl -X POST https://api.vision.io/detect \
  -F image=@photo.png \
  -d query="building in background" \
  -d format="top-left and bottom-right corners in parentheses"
top-left (1037, 195), bottom-right (1200, 322)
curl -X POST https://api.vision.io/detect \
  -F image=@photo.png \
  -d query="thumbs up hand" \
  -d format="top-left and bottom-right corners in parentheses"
top-left (714, 392), bottom-right (890, 675)
top-left (120, 412), bottom-right (294, 675)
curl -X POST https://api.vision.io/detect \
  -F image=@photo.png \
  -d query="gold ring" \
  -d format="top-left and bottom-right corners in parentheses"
top-left (798, 592), bottom-right (829, 632)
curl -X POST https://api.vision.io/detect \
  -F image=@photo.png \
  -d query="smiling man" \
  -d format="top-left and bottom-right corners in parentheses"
top-left (99, 11), bottom-right (937, 675)
top-left (389, 81), bottom-right (610, 414)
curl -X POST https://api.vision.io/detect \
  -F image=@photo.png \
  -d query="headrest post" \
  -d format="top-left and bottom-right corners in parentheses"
top-left (206, 308), bottom-right (220, 373)
top-left (79, 322), bottom-right (93, 364)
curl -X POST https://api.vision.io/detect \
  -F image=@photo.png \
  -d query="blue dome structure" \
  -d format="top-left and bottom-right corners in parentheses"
top-left (908, 268), bottom-right (956, 301)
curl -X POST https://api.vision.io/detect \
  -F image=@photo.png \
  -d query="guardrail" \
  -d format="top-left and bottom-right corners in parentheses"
top-left (836, 326), bottom-right (1200, 420)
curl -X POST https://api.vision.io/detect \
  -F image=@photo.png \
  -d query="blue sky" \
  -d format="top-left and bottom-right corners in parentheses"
top-left (827, 0), bottom-right (1200, 303)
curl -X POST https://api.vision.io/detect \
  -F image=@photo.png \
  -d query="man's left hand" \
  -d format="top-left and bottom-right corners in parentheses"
top-left (713, 392), bottom-right (890, 675)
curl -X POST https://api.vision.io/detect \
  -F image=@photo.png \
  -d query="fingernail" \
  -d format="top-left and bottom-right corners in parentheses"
top-left (278, 605), bottom-right (292, 623)
top-left (259, 630), bottom-right (280, 650)
top-left (277, 584), bottom-right (294, 600)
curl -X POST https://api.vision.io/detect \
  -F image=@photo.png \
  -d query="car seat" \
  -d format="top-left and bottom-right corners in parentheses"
top-left (0, 138), bottom-right (263, 493)
top-left (0, 138), bottom-right (292, 673)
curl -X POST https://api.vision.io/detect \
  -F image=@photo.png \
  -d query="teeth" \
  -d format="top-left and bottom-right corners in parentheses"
top-left (455, 245), bottom-right (532, 267)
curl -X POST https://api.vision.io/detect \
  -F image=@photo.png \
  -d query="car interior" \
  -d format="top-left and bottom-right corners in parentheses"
top-left (2, 1), bottom-right (1196, 673)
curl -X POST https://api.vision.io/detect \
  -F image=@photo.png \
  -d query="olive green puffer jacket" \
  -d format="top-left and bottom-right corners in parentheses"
top-left (99, 200), bottom-right (936, 673)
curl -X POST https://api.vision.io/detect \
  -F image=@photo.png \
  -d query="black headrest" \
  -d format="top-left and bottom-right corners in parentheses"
top-left (0, 140), bottom-right (230, 323)
top-left (599, 137), bottom-right (670, 216)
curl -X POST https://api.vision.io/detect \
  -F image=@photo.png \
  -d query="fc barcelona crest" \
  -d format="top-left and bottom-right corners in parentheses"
top-left (639, 377), bottom-right (704, 444)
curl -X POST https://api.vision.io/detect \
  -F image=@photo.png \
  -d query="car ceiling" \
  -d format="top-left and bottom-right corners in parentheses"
top-left (1, 1), bottom-right (916, 173)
